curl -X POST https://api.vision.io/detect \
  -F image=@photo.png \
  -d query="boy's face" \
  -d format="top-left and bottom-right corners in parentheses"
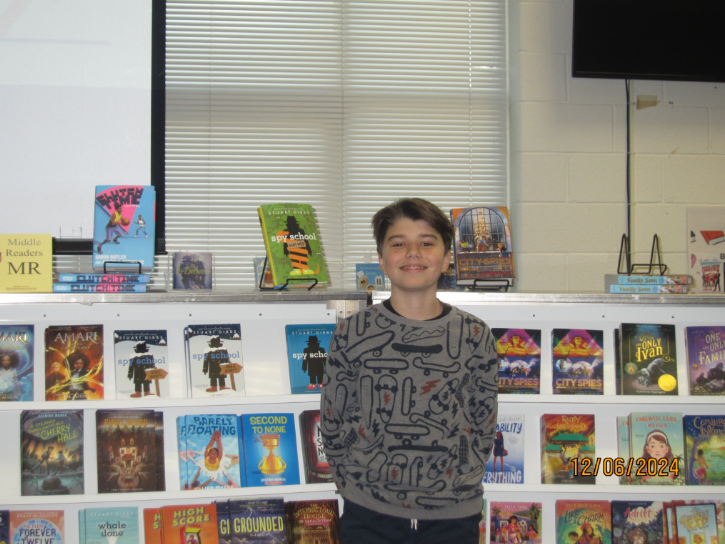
top-left (378, 217), bottom-right (450, 297)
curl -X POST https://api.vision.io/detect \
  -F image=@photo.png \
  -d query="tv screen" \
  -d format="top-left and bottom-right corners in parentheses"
top-left (572, 0), bottom-right (725, 83)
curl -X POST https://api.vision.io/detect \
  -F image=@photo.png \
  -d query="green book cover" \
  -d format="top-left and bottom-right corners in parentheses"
top-left (83, 507), bottom-right (139, 544)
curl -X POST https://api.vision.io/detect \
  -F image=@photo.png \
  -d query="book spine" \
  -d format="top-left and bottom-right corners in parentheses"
top-left (257, 207), bottom-right (279, 287)
top-left (610, 284), bottom-right (689, 294)
top-left (53, 283), bottom-right (147, 293)
top-left (605, 274), bottom-right (693, 285)
top-left (58, 273), bottom-right (150, 283)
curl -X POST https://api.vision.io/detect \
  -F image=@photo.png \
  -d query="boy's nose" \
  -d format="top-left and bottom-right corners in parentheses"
top-left (406, 243), bottom-right (421, 256)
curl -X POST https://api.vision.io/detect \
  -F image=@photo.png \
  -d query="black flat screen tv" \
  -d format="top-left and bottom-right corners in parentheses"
top-left (572, 0), bottom-right (725, 83)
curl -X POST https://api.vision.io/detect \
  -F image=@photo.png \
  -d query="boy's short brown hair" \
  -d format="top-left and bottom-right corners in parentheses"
top-left (372, 198), bottom-right (454, 255)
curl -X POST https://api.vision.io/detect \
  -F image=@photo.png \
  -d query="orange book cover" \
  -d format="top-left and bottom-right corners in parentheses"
top-left (161, 504), bottom-right (218, 544)
top-left (144, 508), bottom-right (163, 544)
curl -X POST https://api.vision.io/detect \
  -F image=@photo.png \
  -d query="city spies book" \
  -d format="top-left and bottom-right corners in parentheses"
top-left (493, 328), bottom-right (541, 394)
top-left (551, 328), bottom-right (604, 395)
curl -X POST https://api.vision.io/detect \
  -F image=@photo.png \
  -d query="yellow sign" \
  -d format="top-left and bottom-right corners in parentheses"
top-left (0, 234), bottom-right (53, 293)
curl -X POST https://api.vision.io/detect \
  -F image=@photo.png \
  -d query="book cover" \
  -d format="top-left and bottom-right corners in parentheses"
top-left (186, 324), bottom-right (245, 398)
top-left (241, 413), bottom-right (300, 487)
top-left (215, 501), bottom-right (231, 544)
top-left (609, 284), bottom-right (689, 294)
top-left (611, 501), bottom-right (665, 544)
top-left (450, 206), bottom-right (515, 282)
top-left (257, 203), bottom-right (328, 287)
top-left (96, 409), bottom-right (158, 493)
top-left (285, 500), bottom-right (339, 544)
top-left (493, 328), bottom-right (541, 394)
top-left (555, 500), bottom-right (612, 544)
top-left (670, 501), bottom-right (725, 544)
top-left (299, 410), bottom-right (331, 484)
top-left (160, 504), bottom-right (219, 544)
top-left (685, 326), bottom-right (725, 396)
top-left (629, 412), bottom-right (685, 486)
top-left (551, 328), bottom-right (604, 395)
top-left (143, 509), bottom-right (163, 544)
top-left (173, 252), bottom-right (213, 290)
top-left (684, 415), bottom-right (725, 486)
top-left (617, 416), bottom-right (632, 485)
top-left (675, 503), bottom-right (718, 544)
top-left (83, 507), bottom-right (139, 544)
top-left (44, 324), bottom-right (104, 401)
top-left (0, 511), bottom-right (9, 544)
top-left (253, 257), bottom-right (275, 290)
top-left (285, 324), bottom-right (335, 394)
top-left (686, 206), bottom-right (725, 293)
top-left (0, 324), bottom-right (34, 401)
top-left (478, 499), bottom-right (486, 544)
top-left (540, 414), bottom-right (596, 485)
top-left (0, 234), bottom-right (53, 293)
top-left (177, 415), bottom-right (189, 491)
top-left (10, 511), bottom-right (64, 544)
top-left (355, 263), bottom-right (385, 291)
top-left (183, 414), bottom-right (242, 490)
top-left (229, 498), bottom-right (286, 544)
top-left (53, 283), bottom-right (147, 293)
top-left (484, 413), bottom-right (525, 485)
top-left (619, 323), bottom-right (678, 396)
top-left (154, 411), bottom-right (166, 491)
top-left (489, 502), bottom-right (542, 543)
top-left (604, 274), bottom-right (694, 286)
top-left (57, 273), bottom-right (150, 283)
top-left (21, 409), bottom-right (84, 496)
top-left (93, 185), bottom-right (156, 271)
top-left (114, 330), bottom-right (169, 399)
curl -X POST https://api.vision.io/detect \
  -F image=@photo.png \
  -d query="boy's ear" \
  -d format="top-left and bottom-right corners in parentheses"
top-left (442, 249), bottom-right (452, 271)
top-left (377, 252), bottom-right (386, 276)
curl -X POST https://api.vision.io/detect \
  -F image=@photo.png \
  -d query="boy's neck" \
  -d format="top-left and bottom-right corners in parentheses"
top-left (388, 291), bottom-right (442, 321)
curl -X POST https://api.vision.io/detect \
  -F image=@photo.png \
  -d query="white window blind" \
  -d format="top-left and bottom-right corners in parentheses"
top-left (165, 0), bottom-right (508, 289)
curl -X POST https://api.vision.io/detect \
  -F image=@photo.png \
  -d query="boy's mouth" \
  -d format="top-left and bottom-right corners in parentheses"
top-left (400, 265), bottom-right (427, 271)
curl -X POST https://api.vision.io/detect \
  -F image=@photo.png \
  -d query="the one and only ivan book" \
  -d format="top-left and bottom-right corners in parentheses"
top-left (619, 323), bottom-right (678, 396)
top-left (0, 324), bottom-right (34, 401)
top-left (44, 325), bottom-right (104, 401)
top-left (285, 324), bottom-right (335, 394)
top-left (484, 413), bottom-right (525, 485)
top-left (493, 328), bottom-right (541, 394)
top-left (551, 329), bottom-right (604, 395)
top-left (114, 330), bottom-right (169, 399)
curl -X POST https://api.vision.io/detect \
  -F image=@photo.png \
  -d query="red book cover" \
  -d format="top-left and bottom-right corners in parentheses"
top-left (44, 324), bottom-right (104, 401)
top-left (161, 504), bottom-right (218, 544)
top-left (144, 509), bottom-right (163, 544)
top-left (701, 230), bottom-right (725, 245)
top-left (299, 410), bottom-right (331, 484)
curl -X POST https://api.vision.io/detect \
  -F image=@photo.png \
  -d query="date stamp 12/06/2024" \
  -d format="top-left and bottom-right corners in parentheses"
top-left (569, 457), bottom-right (679, 478)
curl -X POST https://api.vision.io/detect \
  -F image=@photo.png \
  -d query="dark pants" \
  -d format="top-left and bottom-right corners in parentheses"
top-left (340, 500), bottom-right (481, 544)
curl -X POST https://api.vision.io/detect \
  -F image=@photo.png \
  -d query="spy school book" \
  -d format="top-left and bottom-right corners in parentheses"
top-left (257, 203), bottom-right (328, 287)
top-left (160, 504), bottom-right (219, 544)
top-left (21, 409), bottom-right (84, 496)
top-left (675, 503), bottom-right (719, 544)
top-left (241, 413), bottom-right (300, 487)
top-left (611, 501), bottom-right (665, 544)
top-left (183, 414), bottom-right (243, 490)
top-left (173, 252), bottom-right (213, 290)
top-left (44, 324), bottom-right (104, 401)
top-left (185, 324), bottom-right (245, 398)
top-left (685, 326), bottom-right (725, 396)
top-left (299, 410), bottom-right (331, 484)
top-left (540, 414), bottom-right (596, 485)
top-left (489, 502), bottom-right (542, 543)
top-left (484, 413), bottom-right (525, 485)
top-left (229, 498), bottom-right (286, 544)
top-left (83, 507), bottom-right (139, 544)
top-left (285, 500), bottom-right (339, 544)
top-left (619, 323), bottom-right (678, 396)
top-left (93, 185), bottom-right (156, 271)
top-left (0, 324), bottom-right (34, 401)
top-left (285, 324), bottom-right (336, 394)
top-left (556, 500), bottom-right (612, 544)
top-left (684, 415), bottom-right (725, 486)
top-left (551, 328), bottom-right (604, 395)
top-left (629, 412), bottom-right (685, 486)
top-left (450, 206), bottom-right (515, 283)
top-left (493, 328), bottom-right (541, 394)
top-left (114, 330), bottom-right (169, 399)
top-left (10, 511), bottom-right (64, 544)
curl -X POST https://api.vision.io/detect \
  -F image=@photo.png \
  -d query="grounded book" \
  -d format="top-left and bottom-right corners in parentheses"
top-left (0, 324), bottom-right (34, 401)
top-left (685, 326), bottom-right (725, 396)
top-left (285, 324), bottom-right (335, 394)
top-left (684, 415), bottom-right (725, 486)
top-left (540, 414), bottom-right (596, 485)
top-left (619, 323), bottom-right (678, 396)
top-left (44, 324), bottom-right (104, 401)
top-left (484, 413), bottom-right (524, 485)
top-left (114, 330), bottom-right (169, 399)
top-left (493, 328), bottom-right (541, 394)
top-left (230, 498), bottom-right (286, 544)
top-left (551, 328), bottom-right (604, 395)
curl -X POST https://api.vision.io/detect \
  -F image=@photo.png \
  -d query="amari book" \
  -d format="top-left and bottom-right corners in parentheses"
top-left (0, 324), bottom-right (34, 401)
top-left (183, 414), bottom-right (243, 490)
top-left (551, 328), bottom-right (604, 395)
top-left (114, 330), bottom-right (169, 399)
top-left (44, 324), bottom-right (104, 401)
top-left (611, 500), bottom-right (665, 544)
top-left (484, 413), bottom-right (525, 485)
top-left (619, 323), bottom-right (678, 396)
top-left (628, 412), bottom-right (685, 486)
top-left (21, 409), bottom-right (84, 496)
top-left (185, 324), bottom-right (245, 398)
top-left (82, 507), bottom-right (139, 544)
top-left (299, 410), bottom-right (331, 484)
top-left (675, 503), bottom-right (719, 544)
top-left (684, 415), bottom-right (725, 486)
top-left (160, 504), bottom-right (219, 544)
top-left (285, 500), bottom-right (339, 544)
top-left (241, 413), bottom-right (300, 487)
top-left (540, 414), bottom-right (596, 485)
top-left (173, 252), bottom-right (213, 290)
top-left (10, 511), bottom-right (64, 544)
top-left (685, 326), bottom-right (725, 396)
top-left (489, 502), bottom-right (542, 543)
top-left (229, 498), bottom-right (286, 544)
top-left (257, 203), bottom-right (329, 287)
top-left (555, 500), bottom-right (612, 544)
top-left (285, 324), bottom-right (336, 394)
top-left (493, 328), bottom-right (541, 394)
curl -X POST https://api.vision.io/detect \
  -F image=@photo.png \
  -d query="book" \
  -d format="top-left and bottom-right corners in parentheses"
top-left (619, 323), bottom-right (678, 396)
top-left (96, 409), bottom-right (158, 493)
top-left (0, 234), bottom-right (53, 293)
top-left (143, 509), bottom-right (163, 544)
top-left (229, 498), bottom-right (286, 544)
top-left (540, 414), bottom-right (596, 485)
top-left (10, 511), bottom-right (64, 544)
top-left (617, 416), bottom-right (632, 485)
top-left (493, 328), bottom-right (541, 394)
top-left (489, 502), bottom-right (542, 543)
top-left (684, 415), bottom-right (725, 486)
top-left (57, 273), bottom-right (150, 283)
top-left (257, 203), bottom-right (329, 287)
top-left (484, 413), bottom-right (525, 485)
top-left (555, 500), bottom-right (612, 544)
top-left (53, 283), bottom-right (147, 293)
top-left (0, 511), bottom-right (9, 544)
top-left (285, 324), bottom-right (336, 394)
top-left (285, 500), bottom-right (339, 544)
top-left (604, 274), bottom-right (694, 286)
top-left (253, 257), bottom-right (275, 290)
top-left (686, 207), bottom-right (725, 293)
top-left (173, 252), bottom-right (213, 290)
top-left (698, 259), bottom-right (724, 294)
top-left (611, 501), bottom-right (665, 544)
top-left (183, 414), bottom-right (243, 490)
top-left (0, 324), bottom-right (34, 401)
top-left (215, 501), bottom-right (231, 544)
top-left (479, 499), bottom-right (487, 544)
top-left (177, 415), bottom-right (190, 490)
top-left (355, 263), bottom-right (385, 291)
top-left (21, 409), bottom-right (84, 496)
top-left (450, 206), bottom-right (515, 283)
top-left (551, 328), bottom-right (604, 395)
top-left (160, 504), bottom-right (219, 544)
top-left (609, 284), bottom-right (689, 294)
top-left (685, 326), bottom-right (725, 396)
top-left (154, 411), bottom-right (166, 491)
top-left (628, 412), bottom-right (685, 485)
top-left (185, 324), bottom-right (245, 398)
top-left (669, 501), bottom-right (725, 544)
top-left (241, 413), bottom-right (300, 487)
top-left (675, 503), bottom-right (718, 544)
top-left (114, 330), bottom-right (170, 399)
top-left (44, 324), bottom-right (104, 401)
top-left (93, 185), bottom-right (156, 271)
top-left (82, 507), bottom-right (139, 544)
top-left (299, 410), bottom-right (332, 484)
top-left (701, 231), bottom-right (725, 245)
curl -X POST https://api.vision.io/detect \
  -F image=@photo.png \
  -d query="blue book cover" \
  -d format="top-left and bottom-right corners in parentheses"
top-left (355, 263), bottom-right (385, 291)
top-left (114, 330), bottom-right (169, 400)
top-left (493, 328), bottom-right (541, 394)
top-left (53, 283), bottom-right (146, 293)
top-left (186, 324), bottom-right (245, 398)
top-left (684, 415), bottom-right (725, 485)
top-left (484, 414), bottom-right (524, 484)
top-left (285, 324), bottom-right (336, 394)
top-left (83, 507), bottom-right (139, 544)
top-left (241, 413), bottom-right (300, 487)
top-left (177, 415), bottom-right (189, 490)
top-left (0, 324), bottom-right (34, 401)
top-left (93, 185), bottom-right (156, 271)
top-left (184, 414), bottom-right (243, 490)
top-left (229, 498), bottom-right (286, 544)
top-left (78, 510), bottom-right (85, 544)
top-left (57, 273), bottom-right (150, 284)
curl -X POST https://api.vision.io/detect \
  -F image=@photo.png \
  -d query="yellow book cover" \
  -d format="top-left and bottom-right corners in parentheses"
top-left (0, 234), bottom-right (53, 293)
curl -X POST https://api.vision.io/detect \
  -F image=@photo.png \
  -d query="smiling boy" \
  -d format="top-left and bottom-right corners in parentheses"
top-left (321, 198), bottom-right (498, 544)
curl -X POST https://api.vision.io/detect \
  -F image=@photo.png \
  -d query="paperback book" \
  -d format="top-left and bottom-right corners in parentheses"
top-left (0, 511), bottom-right (8, 544)
top-left (628, 412), bottom-right (685, 485)
top-left (551, 328), bottom-right (604, 395)
top-left (229, 498), bottom-right (286, 544)
top-left (183, 414), bottom-right (243, 490)
top-left (611, 501), bottom-right (665, 544)
top-left (604, 274), bottom-right (693, 286)
top-left (609, 285), bottom-right (689, 294)
top-left (489, 502), bottom-right (542, 543)
top-left (685, 326), bottom-right (725, 395)
top-left (484, 413), bottom-right (525, 485)
top-left (185, 324), bottom-right (245, 398)
top-left (0, 324), bottom-right (34, 401)
top-left (44, 324), bottom-right (104, 401)
top-left (355, 263), bottom-right (385, 291)
top-left (241, 413), bottom-right (300, 487)
top-left (160, 504), bottom-right (219, 544)
top-left (215, 501), bottom-right (231, 544)
top-left (10, 511), bottom-right (64, 544)
top-left (154, 411), bottom-right (166, 491)
top-left (669, 500), bottom-right (725, 544)
top-left (555, 500), bottom-right (612, 544)
top-left (143, 509), bottom-right (162, 544)
top-left (299, 410), bottom-right (331, 484)
top-left (675, 503), bottom-right (718, 544)
top-left (285, 324), bottom-right (336, 393)
top-left (53, 283), bottom-right (146, 293)
top-left (619, 323), bottom-right (678, 396)
top-left (684, 415), bottom-right (725, 486)
top-left (57, 273), bottom-right (150, 283)
top-left (82, 507), bottom-right (139, 544)
top-left (493, 328), bottom-right (541, 394)
top-left (114, 330), bottom-right (169, 399)
top-left (540, 414), bottom-right (596, 485)
top-left (173, 252), bottom-right (213, 290)
top-left (285, 500), bottom-right (339, 544)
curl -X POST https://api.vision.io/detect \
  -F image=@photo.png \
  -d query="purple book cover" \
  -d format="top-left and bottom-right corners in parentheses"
top-left (685, 326), bottom-right (725, 395)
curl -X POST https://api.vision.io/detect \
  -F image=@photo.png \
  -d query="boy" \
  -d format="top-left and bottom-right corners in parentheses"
top-left (321, 198), bottom-right (498, 544)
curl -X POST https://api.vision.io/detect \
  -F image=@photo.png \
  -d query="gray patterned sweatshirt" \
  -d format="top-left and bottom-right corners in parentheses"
top-left (320, 302), bottom-right (498, 520)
